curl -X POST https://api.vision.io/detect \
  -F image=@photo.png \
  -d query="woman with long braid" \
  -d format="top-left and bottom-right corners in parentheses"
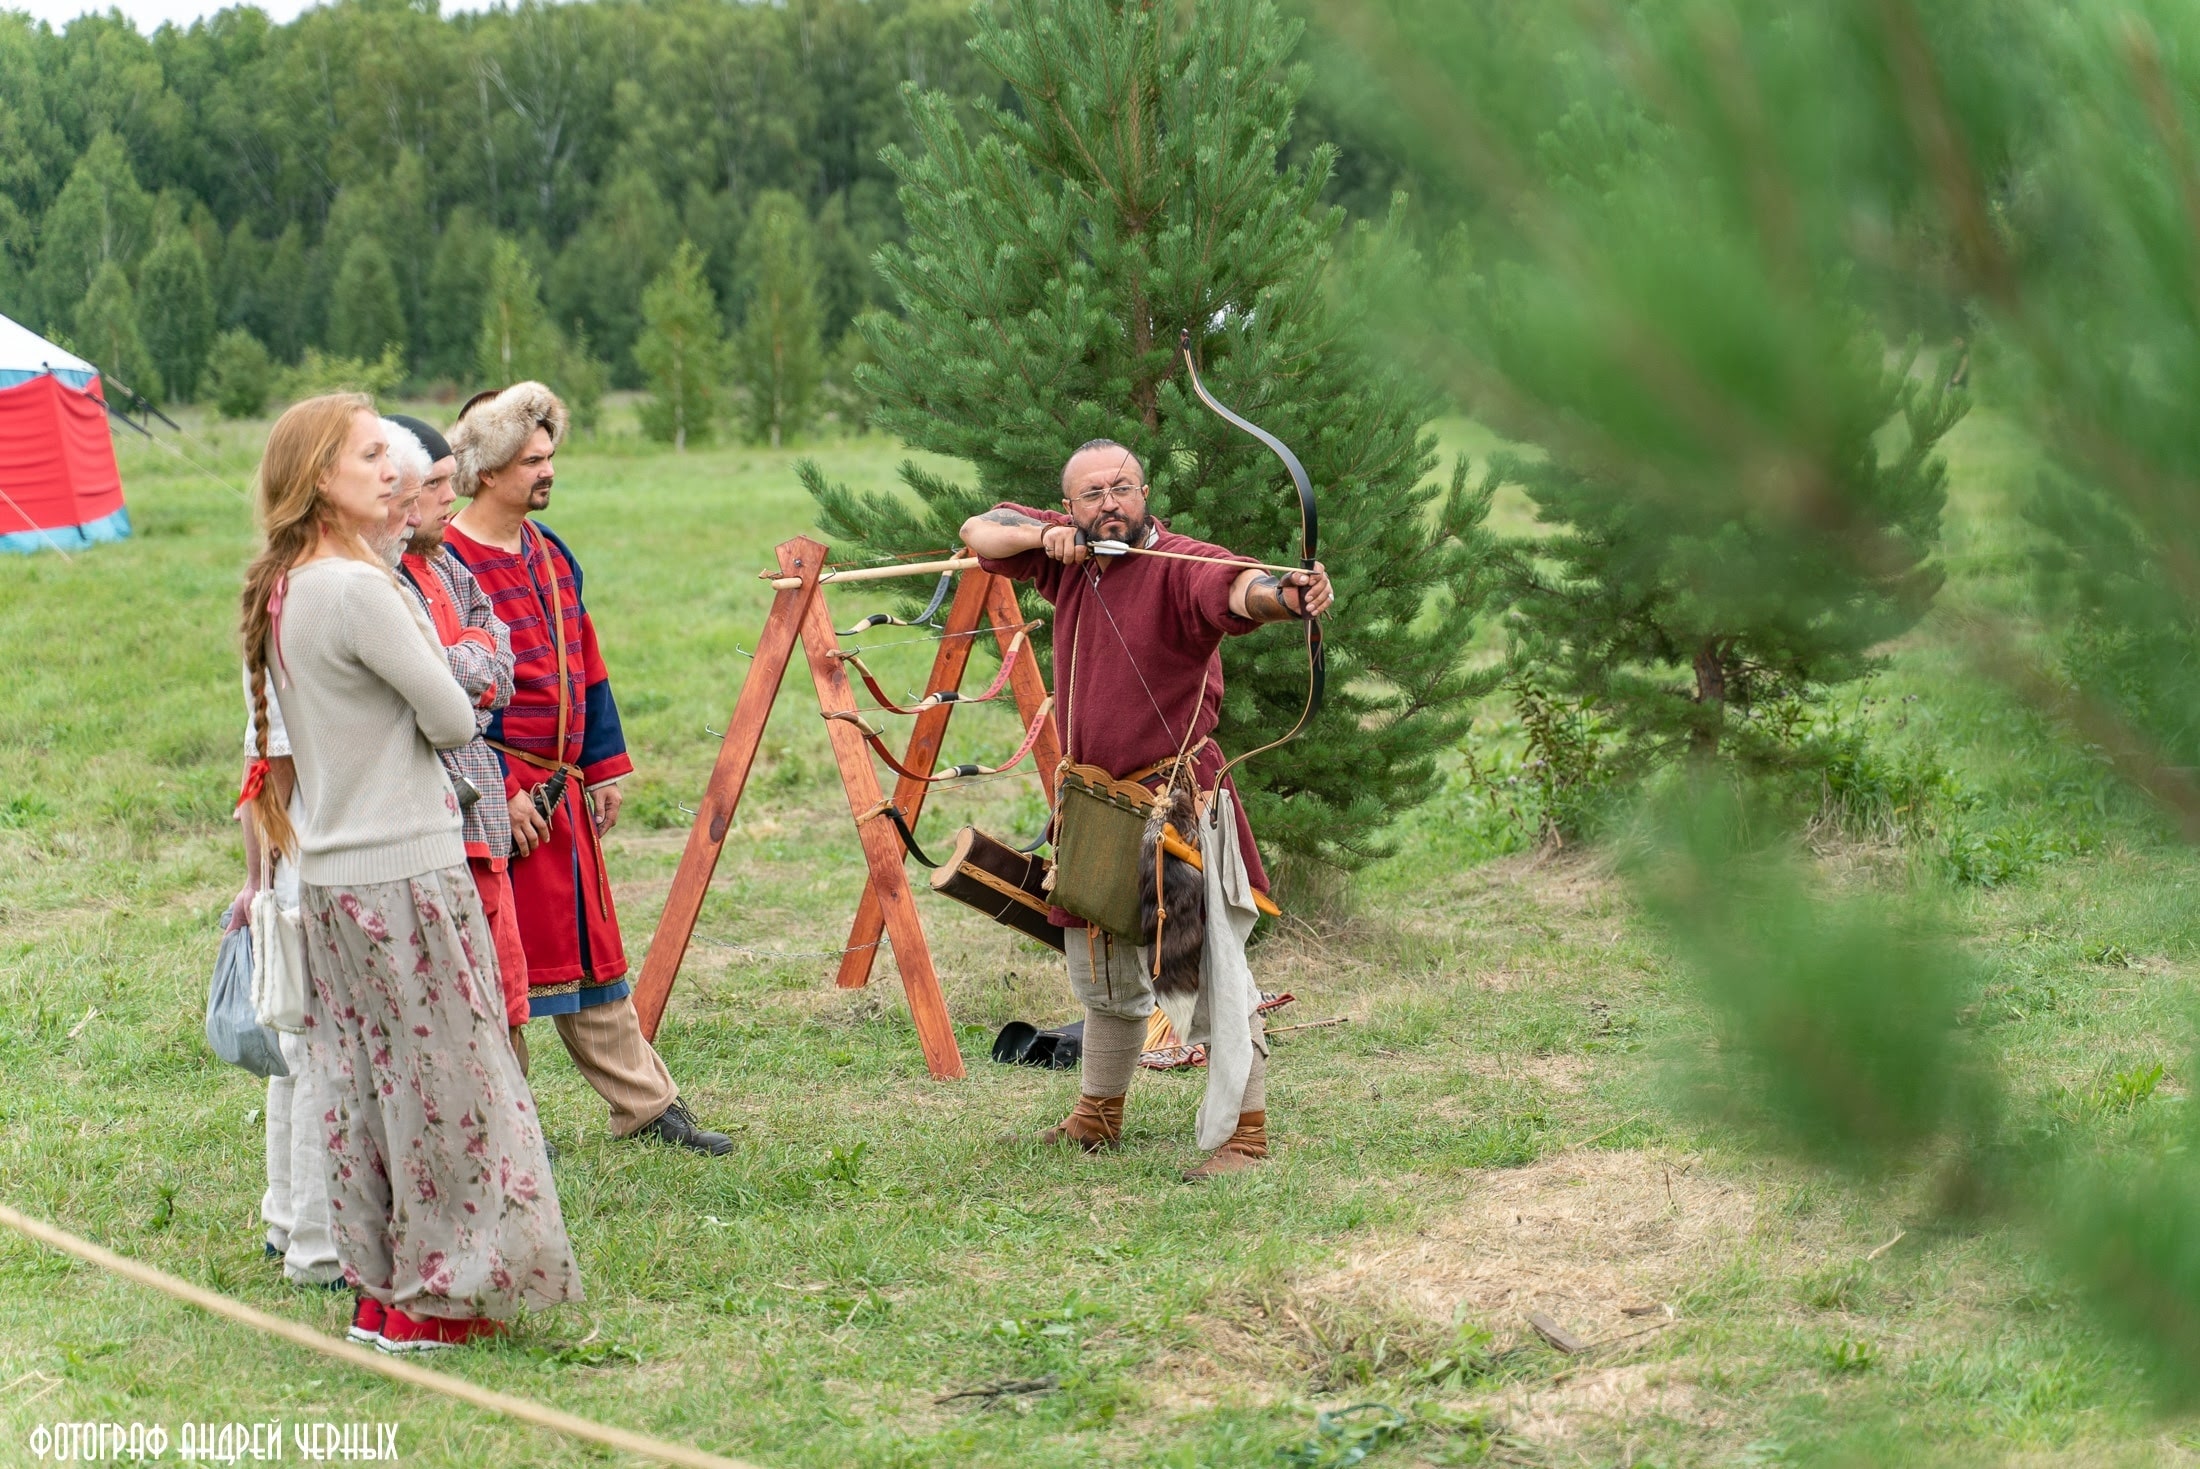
top-left (238, 394), bottom-right (579, 1352)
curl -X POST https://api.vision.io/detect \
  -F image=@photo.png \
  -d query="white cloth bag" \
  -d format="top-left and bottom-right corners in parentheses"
top-left (249, 851), bottom-right (309, 1034)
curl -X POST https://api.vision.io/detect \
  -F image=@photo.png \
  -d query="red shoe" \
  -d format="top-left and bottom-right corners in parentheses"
top-left (347, 1296), bottom-right (386, 1346)
top-left (375, 1309), bottom-right (506, 1352)
top-left (374, 1308), bottom-right (454, 1354)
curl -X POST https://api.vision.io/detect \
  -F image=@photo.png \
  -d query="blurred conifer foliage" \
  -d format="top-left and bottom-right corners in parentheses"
top-left (807, 0), bottom-right (1510, 871)
top-left (1313, 0), bottom-right (2200, 1395)
top-left (1504, 342), bottom-right (1964, 772)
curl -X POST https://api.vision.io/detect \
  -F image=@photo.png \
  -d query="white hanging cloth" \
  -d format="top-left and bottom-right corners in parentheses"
top-left (1189, 789), bottom-right (1267, 1149)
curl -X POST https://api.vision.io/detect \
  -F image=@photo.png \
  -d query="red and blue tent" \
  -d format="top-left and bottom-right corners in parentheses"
top-left (0, 312), bottom-right (129, 555)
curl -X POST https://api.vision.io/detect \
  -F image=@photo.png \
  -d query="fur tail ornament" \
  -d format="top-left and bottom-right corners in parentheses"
top-left (1139, 778), bottom-right (1206, 998)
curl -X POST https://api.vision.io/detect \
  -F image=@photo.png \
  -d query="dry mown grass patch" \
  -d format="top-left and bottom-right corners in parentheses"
top-left (1315, 1149), bottom-right (1756, 1340)
top-left (1160, 1149), bottom-right (1896, 1448)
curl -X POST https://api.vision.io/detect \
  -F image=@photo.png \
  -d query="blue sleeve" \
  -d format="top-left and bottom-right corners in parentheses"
top-left (580, 679), bottom-right (627, 772)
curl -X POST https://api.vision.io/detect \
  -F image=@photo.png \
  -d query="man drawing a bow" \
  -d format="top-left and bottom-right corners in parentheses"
top-left (961, 439), bottom-right (1333, 1180)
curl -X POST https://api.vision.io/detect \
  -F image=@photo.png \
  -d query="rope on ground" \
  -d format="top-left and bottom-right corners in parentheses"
top-left (0, 1201), bottom-right (767, 1469)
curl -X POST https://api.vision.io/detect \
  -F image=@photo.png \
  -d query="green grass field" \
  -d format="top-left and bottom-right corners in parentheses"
top-left (2, 398), bottom-right (2197, 1466)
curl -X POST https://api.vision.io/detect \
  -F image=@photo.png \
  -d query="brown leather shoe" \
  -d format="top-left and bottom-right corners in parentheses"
top-left (1032, 1093), bottom-right (1125, 1153)
top-left (1182, 1111), bottom-right (1267, 1181)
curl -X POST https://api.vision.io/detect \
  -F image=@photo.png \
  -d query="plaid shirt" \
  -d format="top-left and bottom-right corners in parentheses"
top-left (399, 550), bottom-right (515, 861)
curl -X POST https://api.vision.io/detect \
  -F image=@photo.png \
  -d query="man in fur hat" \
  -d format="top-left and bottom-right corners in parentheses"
top-left (444, 382), bottom-right (732, 1156)
top-left (961, 440), bottom-right (1332, 1179)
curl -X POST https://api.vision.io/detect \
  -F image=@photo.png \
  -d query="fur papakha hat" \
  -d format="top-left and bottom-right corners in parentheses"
top-left (449, 381), bottom-right (568, 496)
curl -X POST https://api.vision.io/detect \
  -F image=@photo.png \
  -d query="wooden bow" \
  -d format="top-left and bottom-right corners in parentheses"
top-left (1178, 327), bottom-right (1326, 786)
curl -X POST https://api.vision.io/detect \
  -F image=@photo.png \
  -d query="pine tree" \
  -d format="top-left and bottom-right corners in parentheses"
top-left (381, 152), bottom-right (433, 356)
top-left (76, 260), bottom-right (156, 402)
top-left (1324, 8), bottom-right (1969, 785)
top-left (822, 321), bottom-right (882, 434)
top-left (1504, 345), bottom-right (1964, 773)
top-left (733, 191), bottom-right (824, 448)
top-left (329, 236), bottom-right (406, 364)
top-left (471, 236), bottom-right (606, 421)
top-left (214, 219), bottom-right (264, 329)
top-left (0, 196), bottom-right (30, 313)
top-left (814, 190), bottom-right (886, 342)
top-left (557, 324), bottom-right (608, 434)
top-left (475, 237), bottom-right (563, 387)
top-left (549, 169), bottom-right (679, 385)
top-left (806, 0), bottom-right (1508, 870)
top-left (138, 230), bottom-right (215, 401)
top-left (680, 184), bottom-right (746, 314)
top-left (252, 224), bottom-right (312, 363)
top-left (634, 241), bottom-right (725, 451)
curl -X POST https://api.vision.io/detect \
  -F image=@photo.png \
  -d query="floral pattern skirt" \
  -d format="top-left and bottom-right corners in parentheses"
top-left (302, 865), bottom-right (582, 1319)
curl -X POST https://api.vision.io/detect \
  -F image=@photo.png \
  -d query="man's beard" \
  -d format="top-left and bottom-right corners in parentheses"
top-left (410, 521), bottom-right (446, 557)
top-left (527, 480), bottom-right (553, 509)
top-left (1090, 508), bottom-right (1150, 544)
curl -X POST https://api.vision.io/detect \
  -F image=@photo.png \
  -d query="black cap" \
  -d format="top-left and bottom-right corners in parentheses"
top-left (387, 413), bottom-right (453, 464)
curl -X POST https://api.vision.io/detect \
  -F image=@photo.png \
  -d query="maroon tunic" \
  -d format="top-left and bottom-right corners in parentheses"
top-left (977, 505), bottom-right (1271, 922)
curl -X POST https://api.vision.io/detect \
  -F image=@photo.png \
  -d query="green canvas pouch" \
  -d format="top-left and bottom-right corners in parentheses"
top-left (1050, 761), bottom-right (1156, 940)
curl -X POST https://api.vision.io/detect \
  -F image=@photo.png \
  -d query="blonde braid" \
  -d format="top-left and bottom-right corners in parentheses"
top-left (246, 661), bottom-right (294, 858)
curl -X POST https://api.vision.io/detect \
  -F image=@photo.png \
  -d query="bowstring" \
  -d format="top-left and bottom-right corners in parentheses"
top-left (1078, 557), bottom-right (1182, 755)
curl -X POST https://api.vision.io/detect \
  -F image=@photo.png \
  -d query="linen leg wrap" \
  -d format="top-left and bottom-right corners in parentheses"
top-left (1240, 1012), bottom-right (1267, 1115)
top-left (1079, 1010), bottom-right (1147, 1100)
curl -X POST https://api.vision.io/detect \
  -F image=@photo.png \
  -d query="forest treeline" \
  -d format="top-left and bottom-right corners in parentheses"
top-left (0, 0), bottom-right (993, 421)
top-left (0, 0), bottom-right (1404, 435)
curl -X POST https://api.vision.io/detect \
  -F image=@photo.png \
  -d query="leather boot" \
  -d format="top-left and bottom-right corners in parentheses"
top-left (635, 1098), bottom-right (734, 1156)
top-left (1034, 1093), bottom-right (1125, 1153)
top-left (1182, 1111), bottom-right (1267, 1181)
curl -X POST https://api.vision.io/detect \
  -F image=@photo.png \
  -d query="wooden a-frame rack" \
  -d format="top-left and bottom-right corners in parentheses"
top-left (629, 535), bottom-right (1062, 1080)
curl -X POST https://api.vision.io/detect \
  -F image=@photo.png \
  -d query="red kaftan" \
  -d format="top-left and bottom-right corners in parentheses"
top-left (444, 521), bottom-right (635, 1010)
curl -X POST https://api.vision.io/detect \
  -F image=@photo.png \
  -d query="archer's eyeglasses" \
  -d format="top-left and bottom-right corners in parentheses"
top-left (1070, 483), bottom-right (1147, 507)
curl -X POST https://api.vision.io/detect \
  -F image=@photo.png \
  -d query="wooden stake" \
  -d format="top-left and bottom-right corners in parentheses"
top-left (633, 540), bottom-right (826, 1040)
top-left (795, 540), bottom-right (965, 1079)
top-left (639, 539), bottom-right (1046, 1078)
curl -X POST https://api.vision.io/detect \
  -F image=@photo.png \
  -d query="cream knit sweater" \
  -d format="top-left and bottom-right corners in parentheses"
top-left (272, 556), bottom-right (476, 886)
